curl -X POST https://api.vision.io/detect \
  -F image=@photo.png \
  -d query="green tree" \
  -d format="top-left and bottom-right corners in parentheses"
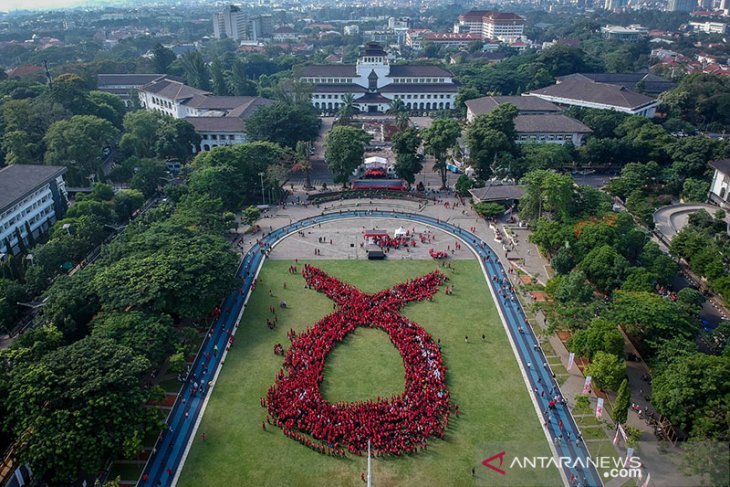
top-left (113, 189), bottom-right (145, 221)
top-left (119, 111), bottom-right (164, 159)
top-left (155, 119), bottom-right (201, 161)
top-left (568, 318), bottom-right (624, 360)
top-left (227, 58), bottom-right (258, 96)
top-left (555, 270), bottom-right (594, 303)
top-left (580, 244), bottom-right (629, 294)
top-left (519, 170), bottom-right (574, 221)
top-left (613, 378), bottom-right (630, 425)
top-left (44, 115), bottom-right (119, 186)
top-left (152, 43), bottom-right (176, 73)
top-left (241, 206), bottom-right (261, 225)
top-left (210, 56), bottom-right (229, 96)
top-left (40, 269), bottom-right (100, 340)
top-left (651, 353), bottom-right (730, 440)
top-left (473, 202), bottom-right (505, 218)
top-left (2, 130), bottom-right (38, 165)
top-left (129, 158), bottom-right (167, 198)
top-left (422, 118), bottom-right (461, 189)
top-left (4, 336), bottom-right (151, 482)
top-left (91, 225), bottom-right (237, 319)
top-left (91, 311), bottom-right (174, 366)
top-left (465, 105), bottom-right (518, 179)
top-left (681, 178), bottom-right (710, 203)
top-left (0, 279), bottom-right (28, 333)
top-left (336, 93), bottom-right (359, 124)
top-left (180, 50), bottom-right (210, 90)
top-left (391, 127), bottom-right (422, 185)
top-left (88, 90), bottom-right (127, 128)
top-left (609, 291), bottom-right (696, 355)
top-left (245, 102), bottom-right (321, 149)
top-left (584, 351), bottom-right (625, 391)
top-left (676, 287), bottom-right (705, 315)
top-left (324, 126), bottom-right (371, 186)
top-left (551, 248), bottom-right (575, 275)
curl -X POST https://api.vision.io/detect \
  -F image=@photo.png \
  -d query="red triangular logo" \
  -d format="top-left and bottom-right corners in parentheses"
top-left (482, 451), bottom-right (507, 475)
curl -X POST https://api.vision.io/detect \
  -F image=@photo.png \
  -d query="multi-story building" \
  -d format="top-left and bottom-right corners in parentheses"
top-left (524, 78), bottom-right (660, 117)
top-left (667, 0), bottom-right (697, 11)
top-left (604, 0), bottom-right (628, 12)
top-left (137, 78), bottom-right (273, 152)
top-left (709, 159), bottom-right (730, 208)
top-left (0, 165), bottom-right (68, 255)
top-left (212, 5), bottom-right (272, 41)
top-left (96, 74), bottom-right (172, 107)
top-left (453, 10), bottom-right (525, 42)
top-left (689, 21), bottom-right (727, 33)
top-left (601, 24), bottom-right (649, 41)
top-left (299, 42), bottom-right (458, 113)
top-left (465, 96), bottom-right (592, 146)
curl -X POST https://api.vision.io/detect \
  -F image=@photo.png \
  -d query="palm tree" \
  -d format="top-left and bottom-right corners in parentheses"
top-left (337, 93), bottom-right (359, 125)
top-left (388, 99), bottom-right (410, 131)
top-left (295, 140), bottom-right (314, 190)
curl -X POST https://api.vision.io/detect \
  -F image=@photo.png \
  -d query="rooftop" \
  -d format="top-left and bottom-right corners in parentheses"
top-left (97, 73), bottom-right (169, 87)
top-left (709, 159), bottom-right (730, 175)
top-left (556, 72), bottom-right (675, 95)
top-left (387, 65), bottom-right (453, 77)
top-left (300, 65), bottom-right (358, 77)
top-left (140, 78), bottom-right (209, 100)
top-left (465, 96), bottom-right (561, 116)
top-left (184, 117), bottom-right (245, 133)
top-left (525, 79), bottom-right (657, 110)
top-left (514, 114), bottom-right (592, 134)
top-left (469, 184), bottom-right (525, 202)
top-left (0, 165), bottom-right (67, 214)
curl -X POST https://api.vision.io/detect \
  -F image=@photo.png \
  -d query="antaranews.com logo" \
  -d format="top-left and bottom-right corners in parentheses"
top-left (482, 451), bottom-right (642, 479)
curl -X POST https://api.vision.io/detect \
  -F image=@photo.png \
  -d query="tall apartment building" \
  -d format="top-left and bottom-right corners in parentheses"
top-left (667, 0), bottom-right (697, 11)
top-left (453, 10), bottom-right (525, 42)
top-left (212, 5), bottom-right (272, 41)
top-left (0, 165), bottom-right (68, 255)
top-left (604, 0), bottom-right (628, 12)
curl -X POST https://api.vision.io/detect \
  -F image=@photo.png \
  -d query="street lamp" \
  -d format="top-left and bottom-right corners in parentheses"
top-left (258, 172), bottom-right (266, 206)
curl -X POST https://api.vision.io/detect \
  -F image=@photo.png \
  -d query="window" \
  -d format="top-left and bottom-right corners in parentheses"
top-left (211, 134), bottom-right (218, 140)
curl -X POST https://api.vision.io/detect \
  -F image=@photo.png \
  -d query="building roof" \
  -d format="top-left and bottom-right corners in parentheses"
top-left (227, 97), bottom-right (275, 119)
top-left (709, 159), bottom-right (730, 175)
top-left (300, 65), bottom-right (358, 77)
top-left (0, 165), bottom-right (67, 214)
top-left (184, 117), bottom-right (245, 133)
top-left (361, 42), bottom-right (387, 57)
top-left (557, 72), bottom-right (676, 95)
top-left (469, 184), bottom-right (525, 202)
top-left (465, 96), bottom-right (561, 116)
top-left (312, 84), bottom-right (367, 93)
top-left (379, 83), bottom-right (458, 93)
top-left (514, 114), bottom-right (592, 134)
top-left (526, 79), bottom-right (657, 110)
top-left (459, 10), bottom-right (524, 22)
top-left (387, 64), bottom-right (453, 77)
top-left (140, 78), bottom-right (209, 100)
top-left (273, 26), bottom-right (296, 34)
top-left (97, 73), bottom-right (169, 87)
top-left (356, 92), bottom-right (391, 103)
top-left (183, 95), bottom-right (261, 110)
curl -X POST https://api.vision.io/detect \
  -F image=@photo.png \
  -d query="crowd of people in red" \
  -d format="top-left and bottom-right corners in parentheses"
top-left (264, 265), bottom-right (452, 456)
top-left (371, 235), bottom-right (416, 250)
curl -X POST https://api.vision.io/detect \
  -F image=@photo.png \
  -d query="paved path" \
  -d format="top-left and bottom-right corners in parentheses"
top-left (138, 210), bottom-right (602, 487)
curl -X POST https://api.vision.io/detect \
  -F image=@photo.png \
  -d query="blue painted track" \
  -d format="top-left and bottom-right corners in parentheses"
top-left (139, 210), bottom-right (602, 487)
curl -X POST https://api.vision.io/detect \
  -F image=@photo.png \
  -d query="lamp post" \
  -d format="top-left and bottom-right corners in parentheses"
top-left (258, 172), bottom-right (266, 206)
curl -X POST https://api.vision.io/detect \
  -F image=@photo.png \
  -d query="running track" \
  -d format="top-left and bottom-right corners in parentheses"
top-left (139, 210), bottom-right (603, 487)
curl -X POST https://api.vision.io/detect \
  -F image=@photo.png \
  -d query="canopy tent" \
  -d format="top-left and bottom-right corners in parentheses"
top-left (364, 229), bottom-right (388, 245)
top-left (394, 227), bottom-right (408, 237)
top-left (364, 156), bottom-right (388, 168)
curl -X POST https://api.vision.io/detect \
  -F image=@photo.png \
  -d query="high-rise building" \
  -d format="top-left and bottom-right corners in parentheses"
top-left (604, 0), bottom-right (628, 12)
top-left (667, 0), bottom-right (697, 11)
top-left (453, 10), bottom-right (525, 41)
top-left (212, 6), bottom-right (272, 41)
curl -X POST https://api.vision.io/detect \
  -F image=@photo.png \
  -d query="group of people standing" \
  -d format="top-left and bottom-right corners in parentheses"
top-left (263, 265), bottom-right (453, 457)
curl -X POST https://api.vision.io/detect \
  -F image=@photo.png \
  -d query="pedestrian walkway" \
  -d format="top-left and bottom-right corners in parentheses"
top-left (138, 210), bottom-right (602, 487)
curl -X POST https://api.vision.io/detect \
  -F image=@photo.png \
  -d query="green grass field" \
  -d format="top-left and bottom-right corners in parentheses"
top-left (178, 260), bottom-right (561, 487)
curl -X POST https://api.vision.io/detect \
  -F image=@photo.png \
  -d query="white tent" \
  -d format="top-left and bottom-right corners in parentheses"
top-left (394, 226), bottom-right (408, 237)
top-left (364, 156), bottom-right (388, 168)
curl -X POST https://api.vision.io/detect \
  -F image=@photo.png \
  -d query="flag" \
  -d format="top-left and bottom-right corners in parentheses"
top-left (625, 447), bottom-right (634, 468)
top-left (582, 376), bottom-right (592, 395)
top-left (640, 473), bottom-right (650, 487)
top-left (596, 398), bottom-right (604, 419)
top-left (568, 352), bottom-right (575, 370)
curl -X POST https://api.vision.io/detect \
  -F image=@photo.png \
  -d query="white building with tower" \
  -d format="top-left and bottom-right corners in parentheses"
top-left (299, 42), bottom-right (458, 113)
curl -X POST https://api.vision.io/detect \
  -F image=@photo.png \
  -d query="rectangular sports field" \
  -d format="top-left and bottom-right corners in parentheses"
top-left (178, 260), bottom-right (561, 486)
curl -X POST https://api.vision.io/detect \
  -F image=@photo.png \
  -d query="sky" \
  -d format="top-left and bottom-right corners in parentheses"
top-left (1, 0), bottom-right (120, 12)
